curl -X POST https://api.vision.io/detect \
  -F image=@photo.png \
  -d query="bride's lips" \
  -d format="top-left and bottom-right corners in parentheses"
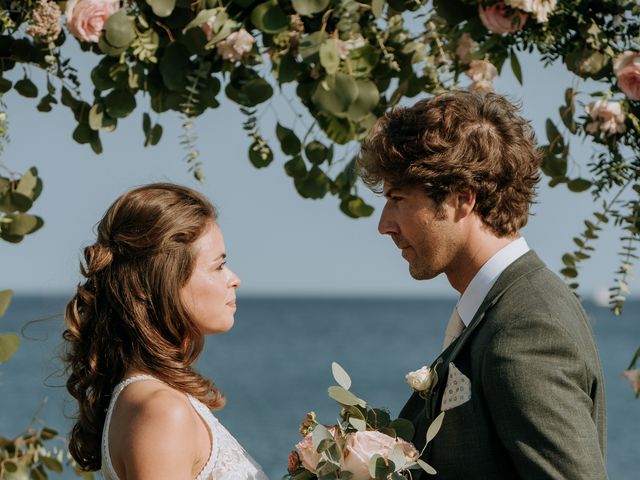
top-left (226, 299), bottom-right (237, 308)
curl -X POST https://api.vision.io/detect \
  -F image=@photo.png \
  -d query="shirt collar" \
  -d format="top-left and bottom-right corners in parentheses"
top-left (456, 237), bottom-right (530, 326)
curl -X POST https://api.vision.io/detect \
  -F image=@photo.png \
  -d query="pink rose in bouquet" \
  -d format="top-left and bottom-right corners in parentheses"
top-left (286, 363), bottom-right (443, 479)
top-left (478, 2), bottom-right (527, 35)
top-left (65, 0), bottom-right (119, 43)
top-left (342, 431), bottom-right (419, 480)
top-left (613, 51), bottom-right (640, 101)
top-left (295, 426), bottom-right (337, 472)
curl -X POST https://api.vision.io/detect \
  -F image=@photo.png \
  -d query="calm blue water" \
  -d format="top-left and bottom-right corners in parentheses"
top-left (1, 296), bottom-right (638, 479)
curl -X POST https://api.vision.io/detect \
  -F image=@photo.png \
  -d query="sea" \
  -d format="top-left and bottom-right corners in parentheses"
top-left (1, 295), bottom-right (638, 479)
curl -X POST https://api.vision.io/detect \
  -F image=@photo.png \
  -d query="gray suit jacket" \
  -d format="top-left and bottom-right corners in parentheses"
top-left (400, 251), bottom-right (607, 479)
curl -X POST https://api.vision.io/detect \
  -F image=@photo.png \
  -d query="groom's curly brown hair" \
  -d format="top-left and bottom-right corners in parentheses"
top-left (357, 91), bottom-right (542, 237)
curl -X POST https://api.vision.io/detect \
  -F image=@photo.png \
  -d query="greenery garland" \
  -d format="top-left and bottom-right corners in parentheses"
top-left (0, 3), bottom-right (639, 459)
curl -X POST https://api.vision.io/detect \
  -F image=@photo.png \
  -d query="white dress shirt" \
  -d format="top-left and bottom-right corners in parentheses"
top-left (456, 237), bottom-right (530, 327)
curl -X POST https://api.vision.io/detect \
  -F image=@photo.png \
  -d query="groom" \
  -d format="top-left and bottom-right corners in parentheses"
top-left (357, 92), bottom-right (607, 479)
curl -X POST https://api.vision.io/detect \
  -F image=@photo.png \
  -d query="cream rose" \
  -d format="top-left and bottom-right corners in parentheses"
top-left (342, 431), bottom-right (419, 480)
top-left (622, 369), bottom-right (640, 395)
top-left (216, 28), bottom-right (255, 62)
top-left (406, 366), bottom-right (435, 392)
top-left (585, 100), bottom-right (626, 137)
top-left (613, 51), bottom-right (640, 101)
top-left (295, 426), bottom-right (336, 473)
top-left (465, 59), bottom-right (498, 93)
top-left (65, 0), bottom-right (119, 43)
top-left (478, 2), bottom-right (527, 35)
top-left (505, 0), bottom-right (556, 23)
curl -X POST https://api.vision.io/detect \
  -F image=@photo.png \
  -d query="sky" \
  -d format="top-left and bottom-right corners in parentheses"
top-left (1, 40), bottom-right (636, 301)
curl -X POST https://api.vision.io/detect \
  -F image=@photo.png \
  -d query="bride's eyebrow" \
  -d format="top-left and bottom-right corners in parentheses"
top-left (211, 253), bottom-right (226, 263)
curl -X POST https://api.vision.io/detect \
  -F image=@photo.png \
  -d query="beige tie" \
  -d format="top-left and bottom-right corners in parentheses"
top-left (442, 307), bottom-right (465, 350)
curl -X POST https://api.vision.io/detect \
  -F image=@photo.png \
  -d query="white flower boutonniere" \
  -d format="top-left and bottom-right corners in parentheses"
top-left (406, 366), bottom-right (436, 395)
top-left (406, 361), bottom-right (442, 399)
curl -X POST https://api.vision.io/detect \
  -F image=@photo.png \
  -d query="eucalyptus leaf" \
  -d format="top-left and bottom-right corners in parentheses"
top-left (388, 418), bottom-right (415, 442)
top-left (276, 124), bottom-right (302, 155)
top-left (368, 454), bottom-right (384, 478)
top-left (4, 213), bottom-right (43, 236)
top-left (146, 0), bottom-right (176, 17)
top-left (417, 459), bottom-right (437, 475)
top-left (320, 39), bottom-right (340, 75)
top-left (284, 155), bottom-right (307, 178)
top-left (305, 141), bottom-right (329, 165)
top-left (312, 424), bottom-right (333, 449)
top-left (299, 31), bottom-right (329, 60)
top-left (426, 411), bottom-right (445, 443)
top-left (0, 289), bottom-right (12, 318)
top-left (104, 10), bottom-right (136, 48)
top-left (567, 178), bottom-right (592, 192)
top-left (41, 456), bottom-right (63, 473)
top-left (183, 9), bottom-right (217, 33)
top-left (371, 0), bottom-right (384, 18)
top-left (0, 77), bottom-right (12, 94)
top-left (251, 1), bottom-right (289, 34)
top-left (331, 361), bottom-right (352, 390)
top-left (104, 89), bottom-right (137, 118)
top-left (312, 73), bottom-right (358, 118)
top-left (0, 333), bottom-right (20, 363)
top-left (348, 416), bottom-right (366, 431)
top-left (340, 197), bottom-right (374, 218)
top-left (14, 78), bottom-right (38, 98)
top-left (292, 0), bottom-right (331, 16)
top-left (388, 445), bottom-right (407, 471)
top-left (248, 140), bottom-right (274, 168)
top-left (328, 386), bottom-right (366, 407)
top-left (16, 169), bottom-right (38, 198)
top-left (347, 80), bottom-right (379, 121)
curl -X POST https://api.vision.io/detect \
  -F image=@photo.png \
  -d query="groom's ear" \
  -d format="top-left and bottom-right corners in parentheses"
top-left (453, 187), bottom-right (476, 220)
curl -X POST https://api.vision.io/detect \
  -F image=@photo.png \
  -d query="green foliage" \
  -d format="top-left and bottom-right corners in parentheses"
top-left (0, 0), bottom-right (639, 368)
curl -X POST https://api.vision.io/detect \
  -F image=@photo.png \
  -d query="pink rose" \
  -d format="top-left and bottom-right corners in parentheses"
top-left (65, 0), bottom-right (119, 43)
top-left (505, 0), bottom-right (556, 23)
top-left (478, 2), bottom-right (528, 34)
top-left (454, 33), bottom-right (477, 64)
top-left (295, 426), bottom-right (336, 473)
top-left (585, 100), bottom-right (626, 137)
top-left (469, 80), bottom-right (495, 94)
top-left (216, 28), bottom-right (255, 62)
top-left (465, 60), bottom-right (498, 93)
top-left (342, 431), bottom-right (419, 480)
top-left (613, 51), bottom-right (640, 101)
top-left (622, 369), bottom-right (640, 395)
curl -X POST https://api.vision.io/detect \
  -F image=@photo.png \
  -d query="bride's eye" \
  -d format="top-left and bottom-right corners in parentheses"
top-left (216, 261), bottom-right (227, 271)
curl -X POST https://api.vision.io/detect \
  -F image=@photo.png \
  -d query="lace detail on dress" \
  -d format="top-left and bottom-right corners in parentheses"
top-left (101, 375), bottom-right (269, 480)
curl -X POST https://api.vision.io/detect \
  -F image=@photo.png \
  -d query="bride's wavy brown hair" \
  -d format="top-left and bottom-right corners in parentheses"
top-left (63, 183), bottom-right (226, 471)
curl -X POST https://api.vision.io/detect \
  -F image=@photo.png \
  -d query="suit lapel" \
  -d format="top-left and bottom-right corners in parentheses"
top-left (401, 251), bottom-right (547, 430)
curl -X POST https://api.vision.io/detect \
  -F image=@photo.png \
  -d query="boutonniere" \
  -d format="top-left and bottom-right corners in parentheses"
top-left (406, 359), bottom-right (442, 399)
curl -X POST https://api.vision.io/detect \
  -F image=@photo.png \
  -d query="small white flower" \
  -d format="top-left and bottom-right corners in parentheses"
top-left (406, 366), bottom-right (435, 392)
top-left (216, 28), bottom-right (255, 62)
top-left (337, 36), bottom-right (366, 60)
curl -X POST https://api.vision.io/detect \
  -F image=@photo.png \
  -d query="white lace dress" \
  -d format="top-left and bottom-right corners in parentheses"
top-left (101, 375), bottom-right (269, 480)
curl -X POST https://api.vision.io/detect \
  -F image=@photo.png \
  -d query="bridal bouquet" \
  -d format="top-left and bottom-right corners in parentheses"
top-left (284, 363), bottom-right (444, 480)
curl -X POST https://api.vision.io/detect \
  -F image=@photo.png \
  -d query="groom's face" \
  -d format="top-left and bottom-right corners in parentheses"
top-left (378, 183), bottom-right (459, 280)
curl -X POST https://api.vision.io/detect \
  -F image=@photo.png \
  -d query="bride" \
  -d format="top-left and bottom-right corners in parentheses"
top-left (63, 183), bottom-right (268, 480)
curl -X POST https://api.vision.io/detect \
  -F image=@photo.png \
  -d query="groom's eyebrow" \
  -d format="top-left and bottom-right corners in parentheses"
top-left (384, 187), bottom-right (398, 198)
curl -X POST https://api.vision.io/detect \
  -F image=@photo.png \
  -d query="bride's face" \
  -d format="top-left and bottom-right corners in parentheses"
top-left (181, 222), bottom-right (240, 335)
